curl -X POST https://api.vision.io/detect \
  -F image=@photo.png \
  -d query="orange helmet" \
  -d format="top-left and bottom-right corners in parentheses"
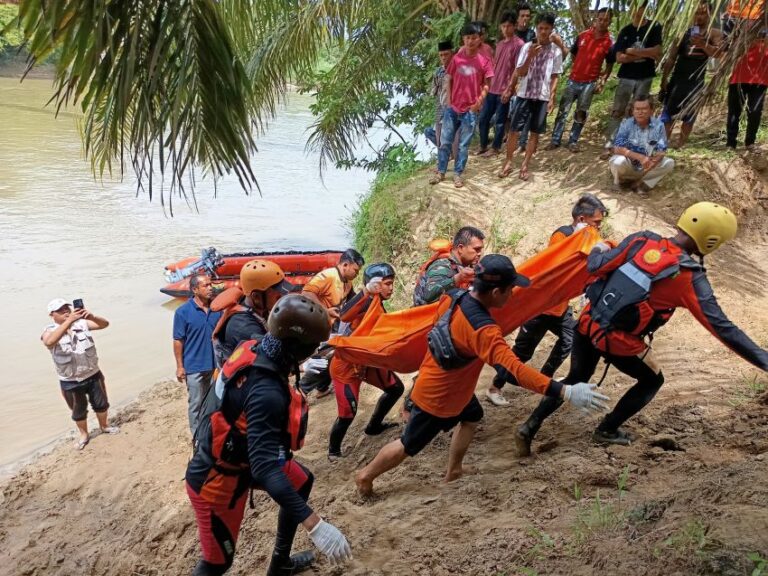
top-left (240, 260), bottom-right (294, 295)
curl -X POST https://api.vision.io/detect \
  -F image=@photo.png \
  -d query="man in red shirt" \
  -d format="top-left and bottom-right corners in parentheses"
top-left (547, 8), bottom-right (614, 152)
top-left (514, 202), bottom-right (768, 456)
top-left (429, 23), bottom-right (494, 189)
top-left (477, 11), bottom-right (525, 157)
top-left (727, 35), bottom-right (768, 150)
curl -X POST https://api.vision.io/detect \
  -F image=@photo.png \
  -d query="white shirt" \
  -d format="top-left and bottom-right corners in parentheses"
top-left (515, 42), bottom-right (564, 101)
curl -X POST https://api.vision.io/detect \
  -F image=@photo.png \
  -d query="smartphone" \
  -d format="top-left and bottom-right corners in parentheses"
top-left (530, 37), bottom-right (538, 45)
top-left (73, 298), bottom-right (84, 310)
top-left (691, 25), bottom-right (701, 36)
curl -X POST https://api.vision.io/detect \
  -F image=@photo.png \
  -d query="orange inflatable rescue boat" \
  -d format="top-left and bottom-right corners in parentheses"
top-left (161, 247), bottom-right (343, 299)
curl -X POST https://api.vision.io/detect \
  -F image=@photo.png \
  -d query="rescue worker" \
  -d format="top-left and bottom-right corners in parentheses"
top-left (302, 249), bottom-right (365, 321)
top-left (211, 259), bottom-right (295, 367)
top-left (186, 295), bottom-right (353, 575)
top-left (486, 194), bottom-right (608, 406)
top-left (355, 254), bottom-right (609, 497)
top-left (301, 248), bottom-right (365, 398)
top-left (515, 202), bottom-right (768, 456)
top-left (328, 263), bottom-right (405, 460)
top-left (413, 226), bottom-right (485, 307)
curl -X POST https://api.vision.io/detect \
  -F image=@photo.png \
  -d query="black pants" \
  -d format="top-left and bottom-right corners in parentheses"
top-left (493, 311), bottom-right (576, 389)
top-left (520, 331), bottom-right (665, 439)
top-left (727, 83), bottom-right (767, 148)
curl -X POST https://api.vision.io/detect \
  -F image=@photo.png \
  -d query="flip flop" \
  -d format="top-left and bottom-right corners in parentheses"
top-left (100, 426), bottom-right (120, 435)
top-left (75, 438), bottom-right (89, 451)
top-left (497, 166), bottom-right (512, 178)
top-left (519, 168), bottom-right (530, 181)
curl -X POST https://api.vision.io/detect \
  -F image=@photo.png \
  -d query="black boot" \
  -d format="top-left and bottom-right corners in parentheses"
top-left (328, 417), bottom-right (353, 458)
top-left (364, 382), bottom-right (404, 435)
top-left (266, 551), bottom-right (315, 576)
top-left (515, 396), bottom-right (564, 457)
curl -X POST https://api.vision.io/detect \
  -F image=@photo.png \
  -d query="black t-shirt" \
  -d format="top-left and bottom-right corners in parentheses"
top-left (516, 27), bottom-right (536, 42)
top-left (671, 30), bottom-right (711, 86)
top-left (614, 21), bottom-right (663, 79)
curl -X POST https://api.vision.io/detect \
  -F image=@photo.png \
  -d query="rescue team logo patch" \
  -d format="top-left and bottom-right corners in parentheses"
top-left (643, 249), bottom-right (662, 264)
top-left (228, 346), bottom-right (244, 364)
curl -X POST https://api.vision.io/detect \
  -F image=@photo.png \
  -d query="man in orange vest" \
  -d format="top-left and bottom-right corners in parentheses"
top-left (514, 202), bottom-right (768, 455)
top-left (355, 255), bottom-right (609, 497)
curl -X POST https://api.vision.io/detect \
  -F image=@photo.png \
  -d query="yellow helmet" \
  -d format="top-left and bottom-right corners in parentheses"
top-left (240, 260), bottom-right (293, 295)
top-left (676, 202), bottom-right (738, 255)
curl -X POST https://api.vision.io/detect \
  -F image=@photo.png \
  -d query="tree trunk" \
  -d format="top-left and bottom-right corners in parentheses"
top-left (567, 0), bottom-right (592, 32)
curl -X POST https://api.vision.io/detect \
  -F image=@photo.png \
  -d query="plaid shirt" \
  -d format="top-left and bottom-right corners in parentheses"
top-left (614, 117), bottom-right (668, 169)
top-left (516, 42), bottom-right (563, 101)
top-left (432, 66), bottom-right (450, 121)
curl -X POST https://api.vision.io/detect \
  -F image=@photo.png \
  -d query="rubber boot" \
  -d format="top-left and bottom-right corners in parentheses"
top-left (266, 551), bottom-right (316, 576)
top-left (328, 417), bottom-right (353, 458)
top-left (192, 559), bottom-right (229, 576)
top-left (592, 427), bottom-right (633, 446)
top-left (514, 396), bottom-right (564, 457)
top-left (364, 383), bottom-right (404, 435)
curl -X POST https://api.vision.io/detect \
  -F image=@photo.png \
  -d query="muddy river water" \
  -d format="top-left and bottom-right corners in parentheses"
top-left (0, 77), bottom-right (373, 470)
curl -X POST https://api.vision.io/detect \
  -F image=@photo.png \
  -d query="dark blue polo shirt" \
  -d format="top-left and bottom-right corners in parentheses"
top-left (173, 299), bottom-right (222, 373)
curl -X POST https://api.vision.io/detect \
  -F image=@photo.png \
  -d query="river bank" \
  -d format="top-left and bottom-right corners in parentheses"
top-left (2, 137), bottom-right (767, 575)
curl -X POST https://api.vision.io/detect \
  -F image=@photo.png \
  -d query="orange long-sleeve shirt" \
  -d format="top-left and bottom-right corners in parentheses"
top-left (410, 292), bottom-right (559, 418)
top-left (302, 266), bottom-right (352, 310)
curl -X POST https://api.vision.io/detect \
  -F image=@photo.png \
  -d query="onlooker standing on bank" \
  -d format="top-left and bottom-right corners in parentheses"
top-left (42, 298), bottom-right (118, 450)
top-left (478, 11), bottom-right (524, 157)
top-left (601, 1), bottom-right (662, 159)
top-left (547, 8), bottom-right (614, 152)
top-left (173, 274), bottom-right (221, 436)
top-left (726, 34), bottom-right (768, 151)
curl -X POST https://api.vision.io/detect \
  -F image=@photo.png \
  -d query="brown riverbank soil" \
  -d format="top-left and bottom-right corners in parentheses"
top-left (1, 141), bottom-right (767, 576)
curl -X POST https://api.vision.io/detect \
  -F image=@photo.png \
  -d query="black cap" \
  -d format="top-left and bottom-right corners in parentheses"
top-left (438, 40), bottom-right (453, 51)
top-left (474, 254), bottom-right (530, 288)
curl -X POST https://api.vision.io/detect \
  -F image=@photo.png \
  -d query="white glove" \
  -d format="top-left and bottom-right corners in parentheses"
top-left (574, 222), bottom-right (588, 232)
top-left (365, 277), bottom-right (382, 294)
top-left (308, 519), bottom-right (352, 565)
top-left (303, 357), bottom-right (329, 375)
top-left (563, 382), bottom-right (610, 414)
top-left (593, 241), bottom-right (611, 253)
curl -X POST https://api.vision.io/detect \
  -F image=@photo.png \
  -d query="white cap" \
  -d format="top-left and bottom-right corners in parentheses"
top-left (47, 298), bottom-right (70, 314)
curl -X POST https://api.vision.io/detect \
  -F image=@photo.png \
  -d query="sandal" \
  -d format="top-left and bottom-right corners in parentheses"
top-left (519, 167), bottom-right (531, 181)
top-left (75, 437), bottom-right (90, 451)
top-left (100, 426), bottom-right (120, 435)
top-left (453, 175), bottom-right (464, 188)
top-left (497, 165), bottom-right (512, 178)
top-left (429, 172), bottom-right (445, 185)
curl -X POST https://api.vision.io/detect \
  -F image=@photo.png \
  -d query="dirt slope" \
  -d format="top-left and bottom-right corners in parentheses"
top-left (1, 142), bottom-right (767, 576)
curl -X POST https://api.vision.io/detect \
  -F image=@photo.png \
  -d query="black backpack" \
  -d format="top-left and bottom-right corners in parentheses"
top-left (427, 290), bottom-right (474, 370)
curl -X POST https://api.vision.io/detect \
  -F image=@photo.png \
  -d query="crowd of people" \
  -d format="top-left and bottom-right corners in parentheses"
top-left (427, 1), bottom-right (768, 192)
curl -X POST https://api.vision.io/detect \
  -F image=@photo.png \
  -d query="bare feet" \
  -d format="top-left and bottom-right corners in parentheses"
top-left (475, 147), bottom-right (488, 156)
top-left (355, 470), bottom-right (374, 497)
top-left (444, 465), bottom-right (479, 483)
top-left (519, 166), bottom-right (530, 181)
top-left (479, 149), bottom-right (499, 158)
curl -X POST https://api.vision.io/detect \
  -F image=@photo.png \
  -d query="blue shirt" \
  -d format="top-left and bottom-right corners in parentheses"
top-left (173, 299), bottom-right (222, 373)
top-left (614, 116), bottom-right (668, 169)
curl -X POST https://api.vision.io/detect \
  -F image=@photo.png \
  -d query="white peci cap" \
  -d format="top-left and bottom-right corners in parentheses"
top-left (47, 298), bottom-right (70, 314)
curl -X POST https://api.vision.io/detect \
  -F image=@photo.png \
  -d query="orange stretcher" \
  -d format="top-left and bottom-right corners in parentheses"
top-left (329, 227), bottom-right (602, 373)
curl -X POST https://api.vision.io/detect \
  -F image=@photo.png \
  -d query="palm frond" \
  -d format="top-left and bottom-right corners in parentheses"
top-left (18, 0), bottom-right (259, 209)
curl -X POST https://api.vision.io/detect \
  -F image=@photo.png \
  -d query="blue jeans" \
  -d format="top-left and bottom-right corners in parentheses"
top-left (438, 108), bottom-right (476, 175)
top-left (551, 79), bottom-right (597, 146)
top-left (478, 93), bottom-right (510, 151)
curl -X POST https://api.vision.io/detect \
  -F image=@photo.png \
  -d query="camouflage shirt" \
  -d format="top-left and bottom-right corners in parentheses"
top-left (413, 254), bottom-right (462, 306)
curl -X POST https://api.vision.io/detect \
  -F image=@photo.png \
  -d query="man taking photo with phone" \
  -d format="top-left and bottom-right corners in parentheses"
top-left (41, 298), bottom-right (118, 450)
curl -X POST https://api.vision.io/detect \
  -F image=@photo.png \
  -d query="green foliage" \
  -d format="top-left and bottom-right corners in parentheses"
top-left (351, 144), bottom-right (427, 264)
top-left (572, 489), bottom-right (626, 544)
top-left (749, 552), bottom-right (767, 576)
top-left (657, 520), bottom-right (709, 557)
top-left (728, 373), bottom-right (767, 407)
top-left (0, 4), bottom-right (23, 54)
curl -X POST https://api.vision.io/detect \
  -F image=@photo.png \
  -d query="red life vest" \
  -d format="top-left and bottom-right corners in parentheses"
top-left (195, 340), bottom-right (309, 491)
top-left (584, 235), bottom-right (680, 344)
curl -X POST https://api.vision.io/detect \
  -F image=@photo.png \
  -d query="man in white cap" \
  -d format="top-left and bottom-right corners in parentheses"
top-left (41, 298), bottom-right (118, 450)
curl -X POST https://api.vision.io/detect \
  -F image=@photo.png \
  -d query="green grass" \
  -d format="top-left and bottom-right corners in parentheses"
top-left (653, 519), bottom-right (710, 559)
top-left (488, 211), bottom-right (526, 254)
top-left (728, 373), bottom-right (767, 407)
top-left (749, 552), bottom-right (767, 576)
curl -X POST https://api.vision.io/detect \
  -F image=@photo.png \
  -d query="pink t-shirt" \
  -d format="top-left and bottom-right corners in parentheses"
top-left (447, 51), bottom-right (495, 113)
top-left (490, 36), bottom-right (525, 94)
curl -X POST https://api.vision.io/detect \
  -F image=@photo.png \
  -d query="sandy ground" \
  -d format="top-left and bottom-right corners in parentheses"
top-left (1, 140), bottom-right (767, 576)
